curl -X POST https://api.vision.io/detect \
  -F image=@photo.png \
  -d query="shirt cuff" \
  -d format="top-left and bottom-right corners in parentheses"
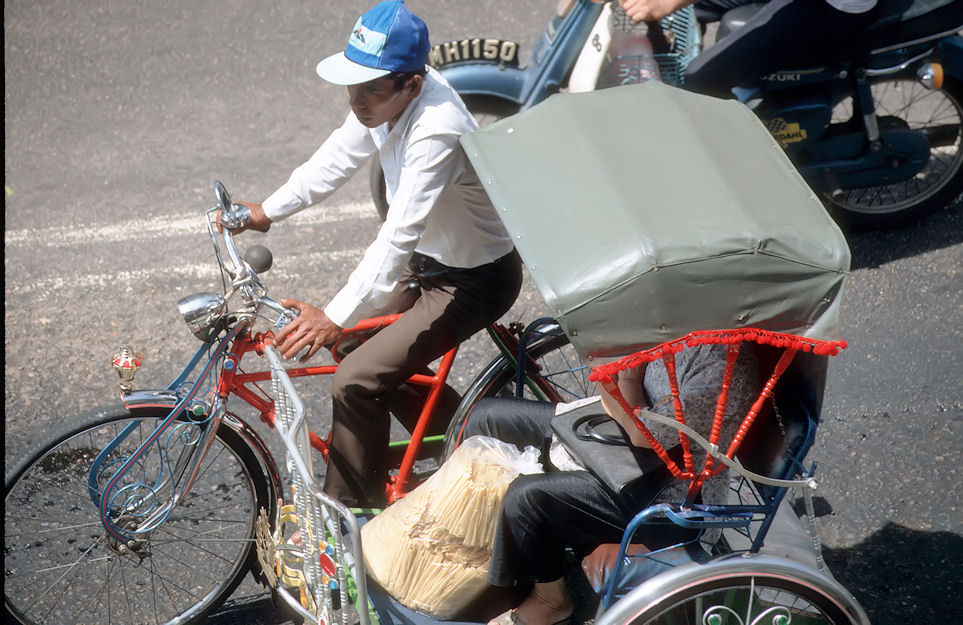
top-left (323, 290), bottom-right (378, 330)
top-left (262, 187), bottom-right (305, 221)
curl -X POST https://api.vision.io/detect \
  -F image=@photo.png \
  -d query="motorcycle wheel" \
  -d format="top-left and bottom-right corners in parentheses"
top-left (825, 76), bottom-right (963, 230)
top-left (368, 96), bottom-right (521, 220)
top-left (4, 406), bottom-right (272, 625)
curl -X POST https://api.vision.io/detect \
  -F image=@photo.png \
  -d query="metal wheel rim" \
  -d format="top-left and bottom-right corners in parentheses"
top-left (827, 79), bottom-right (963, 215)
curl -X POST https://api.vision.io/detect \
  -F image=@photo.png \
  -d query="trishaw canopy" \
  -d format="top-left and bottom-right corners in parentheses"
top-left (460, 82), bottom-right (851, 358)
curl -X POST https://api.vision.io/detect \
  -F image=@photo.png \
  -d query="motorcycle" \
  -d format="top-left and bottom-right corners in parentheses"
top-left (371, 0), bottom-right (963, 229)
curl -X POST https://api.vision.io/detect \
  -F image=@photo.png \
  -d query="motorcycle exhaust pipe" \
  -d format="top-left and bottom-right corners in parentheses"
top-left (917, 62), bottom-right (943, 90)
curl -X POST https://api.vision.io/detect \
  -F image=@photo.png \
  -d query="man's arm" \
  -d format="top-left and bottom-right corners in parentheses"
top-left (598, 364), bottom-right (653, 448)
top-left (322, 129), bottom-right (463, 329)
top-left (262, 112), bottom-right (378, 221)
top-left (620, 0), bottom-right (695, 21)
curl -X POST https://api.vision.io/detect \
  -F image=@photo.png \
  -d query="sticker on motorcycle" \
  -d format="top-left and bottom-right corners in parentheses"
top-left (766, 118), bottom-right (808, 147)
top-left (428, 39), bottom-right (520, 68)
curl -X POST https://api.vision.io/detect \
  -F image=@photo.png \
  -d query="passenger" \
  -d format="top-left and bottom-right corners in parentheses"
top-left (619, 0), bottom-right (881, 98)
top-left (465, 343), bottom-right (759, 625)
top-left (225, 1), bottom-right (521, 508)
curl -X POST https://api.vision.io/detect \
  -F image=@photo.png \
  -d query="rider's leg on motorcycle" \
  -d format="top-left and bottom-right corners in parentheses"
top-left (684, 0), bottom-right (881, 98)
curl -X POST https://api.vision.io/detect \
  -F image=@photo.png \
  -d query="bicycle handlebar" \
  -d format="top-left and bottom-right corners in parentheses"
top-left (205, 182), bottom-right (299, 330)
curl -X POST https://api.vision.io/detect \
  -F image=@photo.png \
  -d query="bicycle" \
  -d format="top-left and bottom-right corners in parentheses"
top-left (2, 181), bottom-right (590, 625)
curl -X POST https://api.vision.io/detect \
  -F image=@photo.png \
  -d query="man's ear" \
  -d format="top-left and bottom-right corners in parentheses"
top-left (406, 74), bottom-right (424, 98)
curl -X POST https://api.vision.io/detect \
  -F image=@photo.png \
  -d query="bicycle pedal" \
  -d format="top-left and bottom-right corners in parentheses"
top-left (254, 507), bottom-right (279, 588)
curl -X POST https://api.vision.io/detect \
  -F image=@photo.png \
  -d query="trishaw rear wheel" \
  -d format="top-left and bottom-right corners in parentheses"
top-left (623, 572), bottom-right (863, 624)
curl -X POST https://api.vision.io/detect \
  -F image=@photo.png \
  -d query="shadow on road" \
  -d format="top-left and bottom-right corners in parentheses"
top-left (207, 593), bottom-right (294, 625)
top-left (844, 198), bottom-right (963, 270)
top-left (823, 522), bottom-right (963, 623)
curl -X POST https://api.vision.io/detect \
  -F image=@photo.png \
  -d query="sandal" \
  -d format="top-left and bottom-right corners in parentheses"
top-left (488, 607), bottom-right (571, 625)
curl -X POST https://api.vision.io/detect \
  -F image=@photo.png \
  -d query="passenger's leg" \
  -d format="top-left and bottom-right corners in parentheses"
top-left (462, 397), bottom-right (557, 454)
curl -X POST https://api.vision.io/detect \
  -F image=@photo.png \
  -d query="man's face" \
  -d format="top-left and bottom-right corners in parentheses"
top-left (347, 76), bottom-right (414, 129)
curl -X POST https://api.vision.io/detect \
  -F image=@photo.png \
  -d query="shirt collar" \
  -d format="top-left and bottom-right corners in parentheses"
top-left (380, 69), bottom-right (434, 140)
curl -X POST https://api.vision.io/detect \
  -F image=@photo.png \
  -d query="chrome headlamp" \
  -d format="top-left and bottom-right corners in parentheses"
top-left (177, 292), bottom-right (227, 342)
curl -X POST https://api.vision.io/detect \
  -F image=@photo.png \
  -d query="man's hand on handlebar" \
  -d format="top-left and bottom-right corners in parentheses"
top-left (273, 299), bottom-right (343, 362)
top-left (216, 202), bottom-right (272, 233)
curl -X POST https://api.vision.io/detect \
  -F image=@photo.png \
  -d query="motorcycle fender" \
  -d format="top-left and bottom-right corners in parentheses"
top-left (440, 62), bottom-right (526, 105)
top-left (939, 35), bottom-right (963, 83)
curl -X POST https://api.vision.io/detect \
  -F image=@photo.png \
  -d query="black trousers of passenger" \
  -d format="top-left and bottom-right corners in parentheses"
top-left (463, 398), bottom-right (692, 587)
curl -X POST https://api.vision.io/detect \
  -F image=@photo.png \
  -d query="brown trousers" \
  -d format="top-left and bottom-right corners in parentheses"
top-left (323, 250), bottom-right (522, 507)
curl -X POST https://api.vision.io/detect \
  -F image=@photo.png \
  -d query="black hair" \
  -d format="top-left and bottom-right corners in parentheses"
top-left (388, 67), bottom-right (427, 91)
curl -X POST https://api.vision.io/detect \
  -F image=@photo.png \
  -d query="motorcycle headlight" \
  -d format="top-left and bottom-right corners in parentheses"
top-left (177, 293), bottom-right (227, 342)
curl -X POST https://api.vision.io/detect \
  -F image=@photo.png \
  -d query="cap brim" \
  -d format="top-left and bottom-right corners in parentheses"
top-left (316, 52), bottom-right (391, 86)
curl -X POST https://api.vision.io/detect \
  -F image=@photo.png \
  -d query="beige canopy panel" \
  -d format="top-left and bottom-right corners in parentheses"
top-left (461, 82), bottom-right (851, 359)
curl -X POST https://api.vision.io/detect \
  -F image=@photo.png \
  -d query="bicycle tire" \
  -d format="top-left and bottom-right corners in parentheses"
top-left (442, 327), bottom-right (591, 457)
top-left (824, 76), bottom-right (963, 230)
top-left (4, 405), bottom-right (273, 625)
top-left (597, 554), bottom-right (869, 625)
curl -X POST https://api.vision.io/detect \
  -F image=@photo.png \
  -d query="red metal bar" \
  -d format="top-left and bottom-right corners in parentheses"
top-left (387, 345), bottom-right (460, 502)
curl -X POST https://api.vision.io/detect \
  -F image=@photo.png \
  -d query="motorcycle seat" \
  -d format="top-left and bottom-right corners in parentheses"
top-left (861, 0), bottom-right (963, 53)
top-left (717, 0), bottom-right (961, 56)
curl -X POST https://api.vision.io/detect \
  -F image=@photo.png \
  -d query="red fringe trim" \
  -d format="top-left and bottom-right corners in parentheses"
top-left (588, 328), bottom-right (846, 486)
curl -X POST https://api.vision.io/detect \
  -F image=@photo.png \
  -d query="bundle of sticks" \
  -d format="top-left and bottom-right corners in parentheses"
top-left (362, 436), bottom-right (541, 618)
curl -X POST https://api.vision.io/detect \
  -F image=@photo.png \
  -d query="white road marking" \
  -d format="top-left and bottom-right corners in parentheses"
top-left (5, 201), bottom-right (374, 297)
top-left (3, 202), bottom-right (374, 246)
top-left (8, 248), bottom-right (366, 298)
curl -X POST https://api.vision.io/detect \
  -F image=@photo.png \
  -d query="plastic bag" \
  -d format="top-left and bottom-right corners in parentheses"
top-left (361, 435), bottom-right (542, 618)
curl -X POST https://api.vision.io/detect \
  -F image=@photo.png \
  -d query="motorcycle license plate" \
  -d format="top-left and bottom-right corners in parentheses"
top-left (428, 38), bottom-right (520, 68)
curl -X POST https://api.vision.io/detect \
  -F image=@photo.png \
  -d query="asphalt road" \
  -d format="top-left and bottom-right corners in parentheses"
top-left (5, 1), bottom-right (962, 623)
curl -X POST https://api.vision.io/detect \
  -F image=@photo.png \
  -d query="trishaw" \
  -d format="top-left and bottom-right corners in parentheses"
top-left (3, 82), bottom-right (870, 625)
top-left (267, 82), bottom-right (870, 625)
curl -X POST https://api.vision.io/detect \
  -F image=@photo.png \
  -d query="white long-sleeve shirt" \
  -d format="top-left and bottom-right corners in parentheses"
top-left (263, 67), bottom-right (514, 329)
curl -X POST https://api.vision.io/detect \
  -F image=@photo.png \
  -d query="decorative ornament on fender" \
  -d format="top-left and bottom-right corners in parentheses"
top-left (112, 346), bottom-right (143, 393)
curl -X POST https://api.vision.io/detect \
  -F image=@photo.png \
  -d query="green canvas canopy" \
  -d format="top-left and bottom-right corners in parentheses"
top-left (460, 82), bottom-right (850, 359)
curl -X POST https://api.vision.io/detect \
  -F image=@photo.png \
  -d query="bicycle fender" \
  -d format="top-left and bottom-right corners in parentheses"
top-left (120, 389), bottom-right (282, 507)
top-left (121, 389), bottom-right (180, 414)
top-left (220, 411), bottom-right (283, 507)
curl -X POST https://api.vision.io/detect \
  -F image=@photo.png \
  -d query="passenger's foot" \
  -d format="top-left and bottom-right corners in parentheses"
top-left (489, 579), bottom-right (572, 625)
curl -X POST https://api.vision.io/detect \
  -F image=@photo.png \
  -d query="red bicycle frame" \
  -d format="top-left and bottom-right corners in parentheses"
top-left (216, 313), bottom-right (460, 503)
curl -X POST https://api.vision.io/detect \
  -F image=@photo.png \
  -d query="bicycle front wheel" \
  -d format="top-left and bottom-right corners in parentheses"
top-left (4, 406), bottom-right (270, 625)
top-left (598, 554), bottom-right (869, 625)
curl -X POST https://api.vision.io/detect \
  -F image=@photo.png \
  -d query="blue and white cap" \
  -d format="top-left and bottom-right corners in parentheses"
top-left (316, 1), bottom-right (429, 85)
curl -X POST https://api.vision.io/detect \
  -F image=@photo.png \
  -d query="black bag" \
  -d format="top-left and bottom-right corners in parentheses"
top-left (551, 403), bottom-right (681, 504)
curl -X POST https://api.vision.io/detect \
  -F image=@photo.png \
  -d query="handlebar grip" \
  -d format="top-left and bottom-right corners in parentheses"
top-left (220, 203), bottom-right (253, 230)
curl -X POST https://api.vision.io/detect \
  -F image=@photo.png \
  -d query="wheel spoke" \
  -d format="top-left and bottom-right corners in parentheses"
top-left (5, 413), bottom-right (265, 625)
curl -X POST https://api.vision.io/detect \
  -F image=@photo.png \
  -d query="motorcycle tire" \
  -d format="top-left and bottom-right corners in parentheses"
top-left (825, 76), bottom-right (963, 230)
